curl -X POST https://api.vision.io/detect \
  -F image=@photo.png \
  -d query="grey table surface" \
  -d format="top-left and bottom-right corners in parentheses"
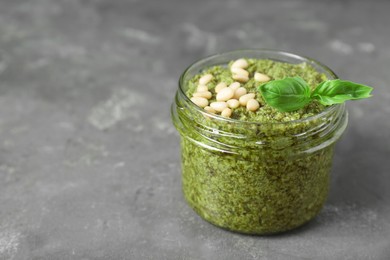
top-left (0, 0), bottom-right (389, 259)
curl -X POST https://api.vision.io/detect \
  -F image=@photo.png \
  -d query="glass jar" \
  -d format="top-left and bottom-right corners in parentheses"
top-left (171, 50), bottom-right (348, 234)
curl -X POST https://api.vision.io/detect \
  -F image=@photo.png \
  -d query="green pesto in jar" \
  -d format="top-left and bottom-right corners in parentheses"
top-left (175, 58), bottom-right (342, 234)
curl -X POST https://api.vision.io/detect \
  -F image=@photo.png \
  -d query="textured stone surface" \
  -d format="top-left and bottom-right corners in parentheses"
top-left (0, 0), bottom-right (389, 259)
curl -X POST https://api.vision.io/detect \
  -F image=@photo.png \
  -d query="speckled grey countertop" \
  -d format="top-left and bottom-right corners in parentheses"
top-left (0, 0), bottom-right (389, 259)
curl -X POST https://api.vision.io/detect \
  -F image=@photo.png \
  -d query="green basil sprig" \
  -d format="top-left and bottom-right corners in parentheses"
top-left (258, 77), bottom-right (373, 112)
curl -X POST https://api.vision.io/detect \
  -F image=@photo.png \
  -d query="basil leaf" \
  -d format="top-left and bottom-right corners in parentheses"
top-left (258, 77), bottom-right (311, 112)
top-left (312, 80), bottom-right (373, 105)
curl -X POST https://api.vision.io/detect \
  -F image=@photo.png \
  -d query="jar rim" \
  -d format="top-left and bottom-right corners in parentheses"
top-left (178, 49), bottom-right (341, 126)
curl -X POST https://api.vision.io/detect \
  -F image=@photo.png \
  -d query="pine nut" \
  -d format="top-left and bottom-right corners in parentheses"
top-left (215, 82), bottom-right (227, 93)
top-left (232, 73), bottom-right (249, 82)
top-left (210, 101), bottom-right (228, 112)
top-left (246, 99), bottom-right (260, 111)
top-left (197, 85), bottom-right (208, 92)
top-left (191, 97), bottom-right (208, 108)
top-left (229, 82), bottom-right (240, 91)
top-left (231, 67), bottom-right (249, 77)
top-left (233, 87), bottom-right (247, 99)
top-left (204, 106), bottom-right (216, 114)
top-left (216, 87), bottom-right (234, 101)
top-left (239, 93), bottom-right (256, 106)
top-left (231, 59), bottom-right (249, 69)
top-left (221, 108), bottom-right (232, 118)
top-left (199, 74), bottom-right (213, 85)
top-left (193, 91), bottom-right (212, 99)
top-left (227, 99), bottom-right (240, 109)
top-left (254, 72), bottom-right (271, 82)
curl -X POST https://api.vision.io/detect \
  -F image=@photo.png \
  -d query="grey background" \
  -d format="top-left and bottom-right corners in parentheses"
top-left (0, 0), bottom-right (389, 259)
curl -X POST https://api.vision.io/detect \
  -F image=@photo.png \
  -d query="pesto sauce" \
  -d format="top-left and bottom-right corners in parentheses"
top-left (181, 139), bottom-right (333, 234)
top-left (178, 59), bottom-right (336, 234)
top-left (186, 59), bottom-right (328, 122)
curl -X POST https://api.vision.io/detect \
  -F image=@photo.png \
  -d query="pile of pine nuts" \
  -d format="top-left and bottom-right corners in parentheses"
top-left (190, 59), bottom-right (271, 118)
